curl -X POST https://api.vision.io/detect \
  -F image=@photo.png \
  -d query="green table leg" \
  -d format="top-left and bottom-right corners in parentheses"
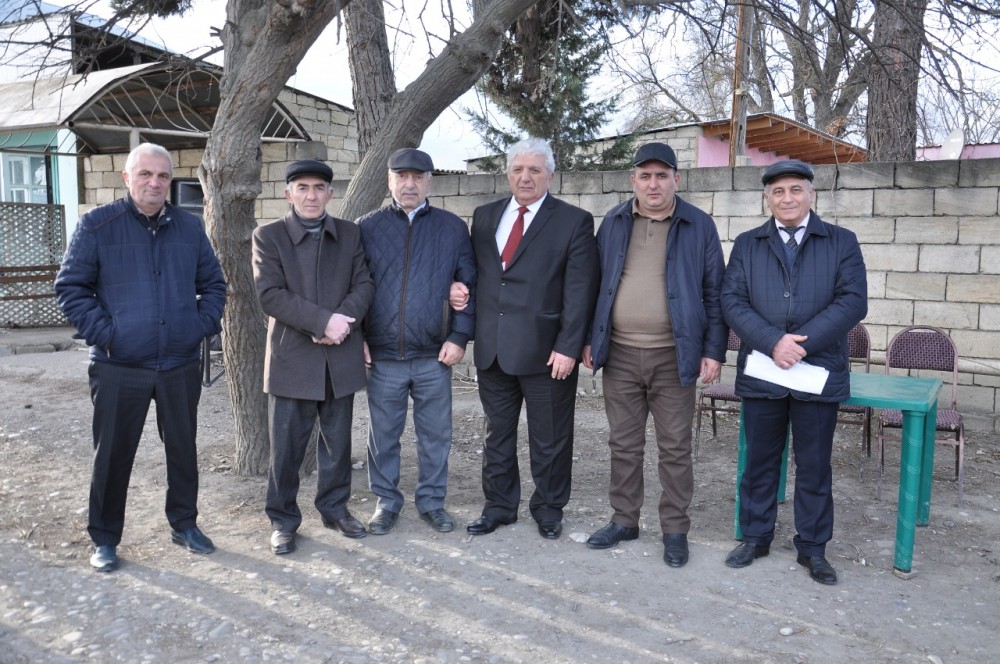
top-left (777, 438), bottom-right (789, 504)
top-left (892, 410), bottom-right (926, 578)
top-left (734, 403), bottom-right (790, 540)
top-left (917, 400), bottom-right (938, 526)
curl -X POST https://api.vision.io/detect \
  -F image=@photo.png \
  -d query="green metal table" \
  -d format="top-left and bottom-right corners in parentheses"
top-left (734, 372), bottom-right (942, 579)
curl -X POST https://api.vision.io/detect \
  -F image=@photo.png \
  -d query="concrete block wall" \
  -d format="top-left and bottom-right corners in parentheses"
top-left (350, 158), bottom-right (1000, 435)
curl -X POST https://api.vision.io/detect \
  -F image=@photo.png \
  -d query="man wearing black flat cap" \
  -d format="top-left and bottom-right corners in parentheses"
top-left (252, 158), bottom-right (374, 554)
top-left (721, 159), bottom-right (867, 584)
top-left (356, 148), bottom-right (476, 536)
top-left (582, 142), bottom-right (727, 567)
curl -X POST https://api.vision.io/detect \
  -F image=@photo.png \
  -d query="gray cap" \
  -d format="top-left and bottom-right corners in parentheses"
top-left (633, 142), bottom-right (677, 169)
top-left (761, 159), bottom-right (814, 186)
top-left (286, 159), bottom-right (333, 183)
top-left (388, 148), bottom-right (434, 173)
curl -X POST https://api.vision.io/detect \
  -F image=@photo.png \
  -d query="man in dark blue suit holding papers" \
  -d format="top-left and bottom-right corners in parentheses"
top-left (721, 159), bottom-right (867, 585)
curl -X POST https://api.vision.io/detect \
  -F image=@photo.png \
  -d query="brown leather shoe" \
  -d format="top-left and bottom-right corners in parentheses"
top-left (324, 513), bottom-right (368, 538)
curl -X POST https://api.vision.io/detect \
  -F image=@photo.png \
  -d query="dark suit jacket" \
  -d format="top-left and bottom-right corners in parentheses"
top-left (471, 194), bottom-right (599, 375)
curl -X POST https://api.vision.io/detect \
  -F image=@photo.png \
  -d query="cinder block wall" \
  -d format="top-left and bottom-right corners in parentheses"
top-left (333, 158), bottom-right (1000, 434)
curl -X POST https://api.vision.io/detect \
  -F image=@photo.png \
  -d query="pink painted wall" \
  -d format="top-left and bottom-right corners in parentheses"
top-left (696, 136), bottom-right (785, 167)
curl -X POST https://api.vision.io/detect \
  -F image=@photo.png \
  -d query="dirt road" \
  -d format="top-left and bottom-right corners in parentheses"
top-left (1, 340), bottom-right (998, 663)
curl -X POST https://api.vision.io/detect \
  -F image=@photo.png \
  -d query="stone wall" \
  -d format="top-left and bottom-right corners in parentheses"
top-left (334, 158), bottom-right (1000, 434)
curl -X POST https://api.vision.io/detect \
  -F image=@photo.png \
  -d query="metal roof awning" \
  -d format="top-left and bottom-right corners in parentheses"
top-left (0, 62), bottom-right (311, 154)
top-left (702, 113), bottom-right (866, 164)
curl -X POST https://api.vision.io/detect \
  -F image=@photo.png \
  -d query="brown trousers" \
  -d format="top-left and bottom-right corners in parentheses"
top-left (601, 344), bottom-right (696, 533)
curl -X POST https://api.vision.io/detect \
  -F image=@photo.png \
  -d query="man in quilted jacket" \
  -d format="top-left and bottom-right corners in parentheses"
top-left (721, 159), bottom-right (867, 585)
top-left (56, 142), bottom-right (226, 572)
top-left (357, 148), bottom-right (476, 535)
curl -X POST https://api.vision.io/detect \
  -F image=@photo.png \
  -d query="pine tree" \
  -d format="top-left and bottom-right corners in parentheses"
top-left (467, 0), bottom-right (634, 172)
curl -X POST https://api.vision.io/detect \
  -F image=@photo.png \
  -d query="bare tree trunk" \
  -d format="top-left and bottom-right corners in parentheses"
top-left (339, 0), bottom-right (540, 220)
top-left (345, 0), bottom-right (394, 156)
top-left (866, 0), bottom-right (927, 161)
top-left (200, 0), bottom-right (347, 476)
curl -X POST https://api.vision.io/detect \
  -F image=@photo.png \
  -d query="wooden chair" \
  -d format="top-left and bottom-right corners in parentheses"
top-left (877, 325), bottom-right (966, 505)
top-left (694, 330), bottom-right (741, 455)
top-left (837, 323), bottom-right (873, 461)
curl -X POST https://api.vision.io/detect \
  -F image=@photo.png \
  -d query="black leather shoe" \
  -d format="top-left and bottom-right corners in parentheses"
top-left (90, 545), bottom-right (119, 573)
top-left (366, 509), bottom-right (398, 536)
top-left (662, 533), bottom-right (689, 568)
top-left (466, 515), bottom-right (516, 535)
top-left (170, 526), bottom-right (215, 554)
top-left (537, 521), bottom-right (562, 540)
top-left (270, 530), bottom-right (297, 555)
top-left (797, 555), bottom-right (838, 585)
top-left (586, 522), bottom-right (639, 549)
top-left (725, 541), bottom-right (770, 568)
top-left (325, 513), bottom-right (368, 538)
top-left (419, 508), bottom-right (455, 533)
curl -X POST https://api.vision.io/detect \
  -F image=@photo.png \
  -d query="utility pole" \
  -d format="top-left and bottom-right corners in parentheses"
top-left (729, 0), bottom-right (754, 166)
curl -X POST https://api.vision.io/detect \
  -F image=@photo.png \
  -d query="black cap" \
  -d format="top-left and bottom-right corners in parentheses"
top-left (388, 148), bottom-right (434, 173)
top-left (286, 159), bottom-right (333, 183)
top-left (633, 142), bottom-right (677, 169)
top-left (761, 159), bottom-right (814, 186)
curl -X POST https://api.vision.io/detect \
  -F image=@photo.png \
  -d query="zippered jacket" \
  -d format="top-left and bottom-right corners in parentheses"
top-left (721, 212), bottom-right (867, 402)
top-left (588, 196), bottom-right (727, 385)
top-left (56, 196), bottom-right (226, 370)
top-left (358, 203), bottom-right (476, 361)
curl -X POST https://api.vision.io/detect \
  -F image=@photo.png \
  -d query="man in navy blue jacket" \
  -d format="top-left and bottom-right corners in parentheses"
top-left (583, 143), bottom-right (727, 567)
top-left (721, 159), bottom-right (867, 585)
top-left (358, 148), bottom-right (476, 535)
top-left (56, 142), bottom-right (226, 573)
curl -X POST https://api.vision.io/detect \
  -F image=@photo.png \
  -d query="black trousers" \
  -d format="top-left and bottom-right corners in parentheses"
top-left (739, 397), bottom-right (838, 557)
top-left (87, 360), bottom-right (202, 546)
top-left (265, 376), bottom-right (355, 533)
top-left (476, 361), bottom-right (578, 524)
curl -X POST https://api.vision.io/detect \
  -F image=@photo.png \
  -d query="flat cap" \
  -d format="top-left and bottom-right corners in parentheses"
top-left (286, 159), bottom-right (333, 183)
top-left (633, 142), bottom-right (677, 169)
top-left (388, 148), bottom-right (434, 173)
top-left (761, 159), bottom-right (814, 186)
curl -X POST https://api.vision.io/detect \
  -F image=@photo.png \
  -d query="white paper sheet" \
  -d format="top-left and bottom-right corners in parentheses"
top-left (744, 350), bottom-right (830, 395)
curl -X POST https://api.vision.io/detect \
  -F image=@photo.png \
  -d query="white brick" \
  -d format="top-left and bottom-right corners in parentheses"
top-left (838, 217), bottom-right (894, 243)
top-left (865, 299), bottom-right (914, 326)
top-left (874, 188), bottom-right (933, 216)
top-left (981, 246), bottom-right (1000, 274)
top-left (948, 275), bottom-right (1000, 304)
top-left (981, 305), bottom-right (1000, 331)
top-left (913, 301), bottom-right (979, 329)
top-left (885, 272), bottom-right (947, 300)
top-left (918, 246), bottom-right (980, 273)
top-left (935, 187), bottom-right (998, 216)
top-left (894, 217), bottom-right (958, 244)
top-left (814, 189), bottom-right (873, 218)
top-left (959, 217), bottom-right (1000, 245)
top-left (713, 190), bottom-right (764, 217)
top-left (863, 245), bottom-right (918, 271)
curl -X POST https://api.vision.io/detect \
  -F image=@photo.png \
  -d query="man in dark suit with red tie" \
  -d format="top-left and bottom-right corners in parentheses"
top-left (468, 137), bottom-right (599, 540)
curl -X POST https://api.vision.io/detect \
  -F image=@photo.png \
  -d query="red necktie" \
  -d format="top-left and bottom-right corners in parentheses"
top-left (500, 206), bottom-right (528, 270)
